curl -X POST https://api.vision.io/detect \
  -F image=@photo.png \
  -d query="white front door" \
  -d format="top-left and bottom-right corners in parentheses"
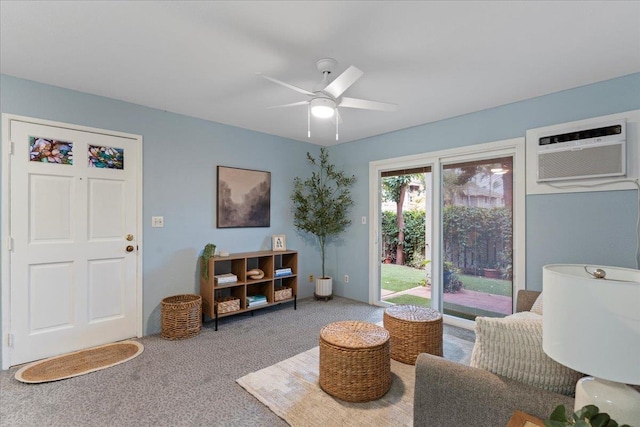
top-left (4, 116), bottom-right (142, 368)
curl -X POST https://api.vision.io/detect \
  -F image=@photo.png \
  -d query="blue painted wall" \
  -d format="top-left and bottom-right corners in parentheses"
top-left (330, 73), bottom-right (640, 300)
top-left (1, 73), bottom-right (639, 347)
top-left (0, 75), bottom-right (320, 339)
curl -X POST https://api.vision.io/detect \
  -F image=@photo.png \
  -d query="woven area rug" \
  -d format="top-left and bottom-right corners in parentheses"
top-left (15, 340), bottom-right (144, 384)
top-left (237, 334), bottom-right (473, 427)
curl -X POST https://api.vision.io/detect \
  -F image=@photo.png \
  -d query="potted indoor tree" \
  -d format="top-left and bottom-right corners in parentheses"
top-left (291, 148), bottom-right (356, 300)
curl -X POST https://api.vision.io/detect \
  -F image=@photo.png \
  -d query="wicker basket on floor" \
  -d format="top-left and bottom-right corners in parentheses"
top-left (161, 294), bottom-right (202, 340)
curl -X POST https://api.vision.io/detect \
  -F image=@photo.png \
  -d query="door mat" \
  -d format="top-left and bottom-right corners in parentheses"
top-left (14, 340), bottom-right (144, 384)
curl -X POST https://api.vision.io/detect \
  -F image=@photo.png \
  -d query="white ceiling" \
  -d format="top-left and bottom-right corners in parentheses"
top-left (1, 1), bottom-right (639, 146)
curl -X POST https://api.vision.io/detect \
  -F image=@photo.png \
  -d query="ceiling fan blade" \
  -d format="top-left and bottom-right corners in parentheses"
top-left (267, 101), bottom-right (309, 109)
top-left (339, 96), bottom-right (397, 112)
top-left (322, 66), bottom-right (364, 98)
top-left (258, 73), bottom-right (314, 96)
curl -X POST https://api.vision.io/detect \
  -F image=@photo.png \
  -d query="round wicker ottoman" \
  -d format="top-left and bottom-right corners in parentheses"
top-left (319, 321), bottom-right (391, 402)
top-left (383, 305), bottom-right (443, 365)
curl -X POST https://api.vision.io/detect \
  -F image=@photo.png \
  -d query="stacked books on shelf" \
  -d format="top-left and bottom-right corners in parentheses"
top-left (275, 267), bottom-right (292, 277)
top-left (246, 294), bottom-right (268, 308)
top-left (214, 273), bottom-right (238, 285)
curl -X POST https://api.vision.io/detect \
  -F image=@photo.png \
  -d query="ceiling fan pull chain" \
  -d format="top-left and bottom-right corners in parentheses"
top-left (308, 105), bottom-right (311, 138)
top-left (336, 110), bottom-right (339, 141)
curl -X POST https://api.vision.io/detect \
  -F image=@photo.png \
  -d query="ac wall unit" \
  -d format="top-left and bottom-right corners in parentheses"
top-left (536, 119), bottom-right (626, 182)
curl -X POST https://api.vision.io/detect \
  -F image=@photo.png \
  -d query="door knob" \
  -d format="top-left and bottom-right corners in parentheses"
top-left (126, 234), bottom-right (134, 241)
top-left (126, 245), bottom-right (134, 252)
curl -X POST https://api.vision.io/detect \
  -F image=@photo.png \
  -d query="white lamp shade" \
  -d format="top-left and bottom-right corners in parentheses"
top-left (542, 264), bottom-right (640, 385)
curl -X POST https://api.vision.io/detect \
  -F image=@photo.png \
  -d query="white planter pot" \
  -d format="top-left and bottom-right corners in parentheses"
top-left (315, 277), bottom-right (333, 297)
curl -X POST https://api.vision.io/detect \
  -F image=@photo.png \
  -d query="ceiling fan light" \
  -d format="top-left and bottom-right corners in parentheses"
top-left (310, 98), bottom-right (336, 118)
top-left (491, 167), bottom-right (508, 175)
top-left (312, 106), bottom-right (334, 118)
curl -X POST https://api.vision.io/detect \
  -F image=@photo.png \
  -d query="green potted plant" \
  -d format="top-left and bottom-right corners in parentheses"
top-left (291, 148), bottom-right (356, 300)
top-left (443, 261), bottom-right (463, 293)
top-left (545, 404), bottom-right (630, 427)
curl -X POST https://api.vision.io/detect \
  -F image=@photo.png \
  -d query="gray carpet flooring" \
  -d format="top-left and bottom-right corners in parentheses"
top-left (0, 296), bottom-right (475, 427)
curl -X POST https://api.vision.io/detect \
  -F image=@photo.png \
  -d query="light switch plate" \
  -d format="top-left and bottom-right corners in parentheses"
top-left (151, 216), bottom-right (164, 227)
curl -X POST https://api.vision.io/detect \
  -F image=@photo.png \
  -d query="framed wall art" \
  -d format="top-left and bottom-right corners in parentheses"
top-left (217, 166), bottom-right (271, 228)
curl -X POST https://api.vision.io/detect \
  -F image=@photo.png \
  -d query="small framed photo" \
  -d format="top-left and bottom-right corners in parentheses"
top-left (272, 235), bottom-right (286, 251)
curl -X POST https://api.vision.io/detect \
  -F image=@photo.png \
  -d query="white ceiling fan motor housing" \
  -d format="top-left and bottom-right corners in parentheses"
top-left (315, 58), bottom-right (337, 74)
top-left (310, 97), bottom-right (336, 118)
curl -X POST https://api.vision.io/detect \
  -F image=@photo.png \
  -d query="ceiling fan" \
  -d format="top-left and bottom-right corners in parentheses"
top-left (259, 58), bottom-right (397, 140)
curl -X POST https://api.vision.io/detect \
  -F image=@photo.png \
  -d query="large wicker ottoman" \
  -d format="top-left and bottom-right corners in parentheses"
top-left (383, 305), bottom-right (442, 365)
top-left (319, 321), bottom-right (391, 402)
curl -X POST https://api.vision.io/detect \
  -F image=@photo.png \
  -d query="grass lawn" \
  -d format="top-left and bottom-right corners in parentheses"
top-left (458, 274), bottom-right (512, 297)
top-left (381, 263), bottom-right (511, 297)
top-left (381, 263), bottom-right (426, 292)
top-left (384, 294), bottom-right (431, 306)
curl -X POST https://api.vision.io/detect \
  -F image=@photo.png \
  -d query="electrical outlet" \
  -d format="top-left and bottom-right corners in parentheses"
top-left (309, 275), bottom-right (314, 283)
top-left (344, 275), bottom-right (349, 283)
top-left (151, 216), bottom-right (164, 227)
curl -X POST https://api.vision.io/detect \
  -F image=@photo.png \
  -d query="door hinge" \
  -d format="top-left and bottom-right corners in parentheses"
top-left (7, 333), bottom-right (13, 348)
top-left (9, 141), bottom-right (15, 155)
top-left (7, 237), bottom-right (14, 252)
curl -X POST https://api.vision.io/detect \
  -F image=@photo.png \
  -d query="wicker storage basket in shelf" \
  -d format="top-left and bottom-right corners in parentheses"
top-left (274, 286), bottom-right (292, 301)
top-left (161, 294), bottom-right (202, 340)
top-left (215, 296), bottom-right (240, 314)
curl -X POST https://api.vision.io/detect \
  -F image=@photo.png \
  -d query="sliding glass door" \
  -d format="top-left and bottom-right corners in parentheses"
top-left (380, 168), bottom-right (432, 308)
top-left (369, 138), bottom-right (525, 326)
top-left (441, 157), bottom-right (514, 319)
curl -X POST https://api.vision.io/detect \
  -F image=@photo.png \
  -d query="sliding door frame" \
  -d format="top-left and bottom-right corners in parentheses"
top-left (369, 138), bottom-right (526, 328)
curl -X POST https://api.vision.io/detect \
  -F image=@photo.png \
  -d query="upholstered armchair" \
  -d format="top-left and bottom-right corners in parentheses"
top-left (413, 290), bottom-right (576, 427)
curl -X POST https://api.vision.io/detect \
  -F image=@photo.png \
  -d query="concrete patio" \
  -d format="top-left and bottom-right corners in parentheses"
top-left (382, 285), bottom-right (512, 315)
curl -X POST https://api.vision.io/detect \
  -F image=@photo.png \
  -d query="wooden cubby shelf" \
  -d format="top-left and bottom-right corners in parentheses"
top-left (200, 250), bottom-right (297, 330)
